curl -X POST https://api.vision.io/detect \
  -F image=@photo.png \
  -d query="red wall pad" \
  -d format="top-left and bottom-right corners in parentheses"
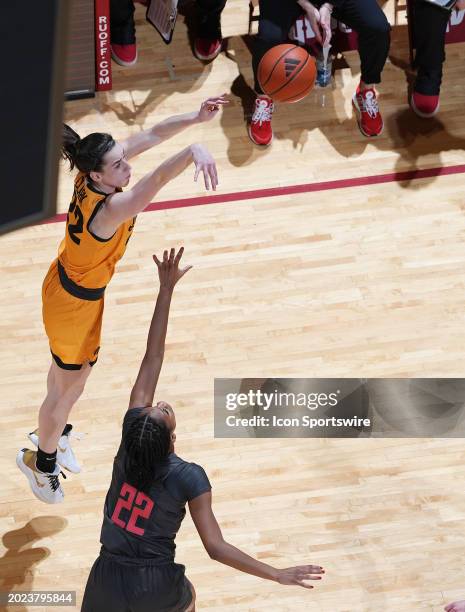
top-left (446, 9), bottom-right (465, 44)
top-left (95, 0), bottom-right (112, 91)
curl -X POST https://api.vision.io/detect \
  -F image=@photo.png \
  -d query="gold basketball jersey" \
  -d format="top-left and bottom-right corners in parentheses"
top-left (57, 172), bottom-right (136, 289)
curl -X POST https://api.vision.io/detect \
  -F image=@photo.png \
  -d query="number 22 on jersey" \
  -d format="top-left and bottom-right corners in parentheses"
top-left (111, 483), bottom-right (154, 536)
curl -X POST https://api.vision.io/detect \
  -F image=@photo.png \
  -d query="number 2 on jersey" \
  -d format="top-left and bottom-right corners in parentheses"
top-left (67, 193), bottom-right (84, 245)
top-left (111, 483), bottom-right (154, 536)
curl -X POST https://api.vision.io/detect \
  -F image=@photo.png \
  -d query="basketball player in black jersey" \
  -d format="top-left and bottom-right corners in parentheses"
top-left (81, 247), bottom-right (325, 611)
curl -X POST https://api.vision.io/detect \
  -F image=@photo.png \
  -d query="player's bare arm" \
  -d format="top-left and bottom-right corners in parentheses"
top-left (120, 94), bottom-right (229, 158)
top-left (90, 143), bottom-right (217, 237)
top-left (189, 491), bottom-right (325, 588)
top-left (128, 247), bottom-right (192, 410)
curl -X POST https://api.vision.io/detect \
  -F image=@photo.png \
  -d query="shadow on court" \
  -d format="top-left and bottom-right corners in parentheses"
top-left (0, 515), bottom-right (67, 612)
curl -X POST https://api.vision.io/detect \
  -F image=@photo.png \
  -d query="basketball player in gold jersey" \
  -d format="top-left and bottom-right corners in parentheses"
top-left (16, 94), bottom-right (228, 504)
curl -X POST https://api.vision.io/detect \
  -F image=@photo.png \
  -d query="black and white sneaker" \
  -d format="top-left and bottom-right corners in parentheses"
top-left (16, 448), bottom-right (66, 504)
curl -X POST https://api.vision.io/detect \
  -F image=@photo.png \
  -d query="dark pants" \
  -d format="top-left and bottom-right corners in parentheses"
top-left (197, 0), bottom-right (227, 39)
top-left (110, 0), bottom-right (136, 45)
top-left (110, 0), bottom-right (227, 44)
top-left (82, 553), bottom-right (192, 612)
top-left (412, 0), bottom-right (450, 95)
top-left (253, 0), bottom-right (391, 93)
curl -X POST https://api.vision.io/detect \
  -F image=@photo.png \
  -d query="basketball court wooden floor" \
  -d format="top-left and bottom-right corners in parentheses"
top-left (2, 2), bottom-right (465, 610)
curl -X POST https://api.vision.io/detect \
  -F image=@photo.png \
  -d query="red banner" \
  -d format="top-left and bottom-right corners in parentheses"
top-left (332, 20), bottom-right (358, 52)
top-left (293, 8), bottom-right (465, 52)
top-left (445, 8), bottom-right (465, 43)
top-left (94, 0), bottom-right (112, 91)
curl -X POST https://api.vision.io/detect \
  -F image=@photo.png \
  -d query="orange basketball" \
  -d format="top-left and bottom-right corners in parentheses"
top-left (257, 44), bottom-right (316, 103)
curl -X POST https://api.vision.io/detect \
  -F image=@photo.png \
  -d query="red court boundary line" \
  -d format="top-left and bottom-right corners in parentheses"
top-left (42, 163), bottom-right (465, 224)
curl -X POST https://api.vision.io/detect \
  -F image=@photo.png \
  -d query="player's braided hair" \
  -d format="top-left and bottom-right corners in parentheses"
top-left (62, 124), bottom-right (115, 173)
top-left (124, 413), bottom-right (171, 493)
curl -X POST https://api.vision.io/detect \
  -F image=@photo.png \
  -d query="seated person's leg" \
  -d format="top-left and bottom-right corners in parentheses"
top-left (249, 0), bottom-right (301, 146)
top-left (411, 0), bottom-right (449, 117)
top-left (336, 0), bottom-right (390, 137)
top-left (194, 0), bottom-right (227, 60)
top-left (110, 0), bottom-right (137, 66)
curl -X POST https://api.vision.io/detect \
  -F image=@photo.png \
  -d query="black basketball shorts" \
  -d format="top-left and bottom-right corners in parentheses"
top-left (81, 552), bottom-right (193, 612)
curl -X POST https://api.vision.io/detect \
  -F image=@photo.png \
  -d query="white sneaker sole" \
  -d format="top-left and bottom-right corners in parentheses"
top-left (352, 93), bottom-right (384, 138)
top-left (111, 47), bottom-right (138, 67)
top-left (16, 450), bottom-right (63, 505)
top-left (28, 433), bottom-right (81, 474)
top-left (194, 45), bottom-right (222, 61)
top-left (410, 94), bottom-right (440, 118)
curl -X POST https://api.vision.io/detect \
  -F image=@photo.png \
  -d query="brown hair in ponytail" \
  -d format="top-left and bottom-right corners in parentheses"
top-left (61, 124), bottom-right (115, 173)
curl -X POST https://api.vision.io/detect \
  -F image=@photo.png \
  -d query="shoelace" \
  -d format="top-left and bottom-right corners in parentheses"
top-left (252, 99), bottom-right (274, 126)
top-left (360, 91), bottom-right (379, 119)
top-left (46, 470), bottom-right (66, 492)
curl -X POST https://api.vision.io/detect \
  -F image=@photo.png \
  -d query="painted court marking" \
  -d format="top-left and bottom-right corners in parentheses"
top-left (42, 163), bottom-right (465, 224)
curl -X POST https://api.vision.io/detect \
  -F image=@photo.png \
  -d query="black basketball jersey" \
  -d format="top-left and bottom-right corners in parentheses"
top-left (100, 408), bottom-right (211, 562)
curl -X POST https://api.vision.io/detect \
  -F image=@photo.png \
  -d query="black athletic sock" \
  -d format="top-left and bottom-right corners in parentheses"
top-left (61, 423), bottom-right (72, 437)
top-left (36, 447), bottom-right (57, 473)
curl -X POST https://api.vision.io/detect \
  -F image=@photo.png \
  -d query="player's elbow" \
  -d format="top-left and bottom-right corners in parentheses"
top-left (205, 538), bottom-right (226, 561)
top-left (206, 545), bottom-right (220, 561)
top-left (150, 131), bottom-right (165, 146)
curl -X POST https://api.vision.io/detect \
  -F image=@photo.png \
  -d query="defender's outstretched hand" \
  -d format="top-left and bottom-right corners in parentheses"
top-left (153, 247), bottom-right (192, 290)
top-left (276, 564), bottom-right (325, 589)
top-left (198, 94), bottom-right (229, 123)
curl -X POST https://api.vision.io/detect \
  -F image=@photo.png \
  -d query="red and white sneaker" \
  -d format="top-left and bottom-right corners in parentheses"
top-left (352, 85), bottom-right (384, 137)
top-left (411, 91), bottom-right (440, 118)
top-left (248, 96), bottom-right (274, 146)
top-left (111, 43), bottom-right (138, 67)
top-left (193, 38), bottom-right (222, 61)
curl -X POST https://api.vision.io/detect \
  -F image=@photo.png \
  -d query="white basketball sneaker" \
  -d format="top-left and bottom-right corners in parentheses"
top-left (16, 448), bottom-right (65, 504)
top-left (28, 427), bottom-right (81, 474)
